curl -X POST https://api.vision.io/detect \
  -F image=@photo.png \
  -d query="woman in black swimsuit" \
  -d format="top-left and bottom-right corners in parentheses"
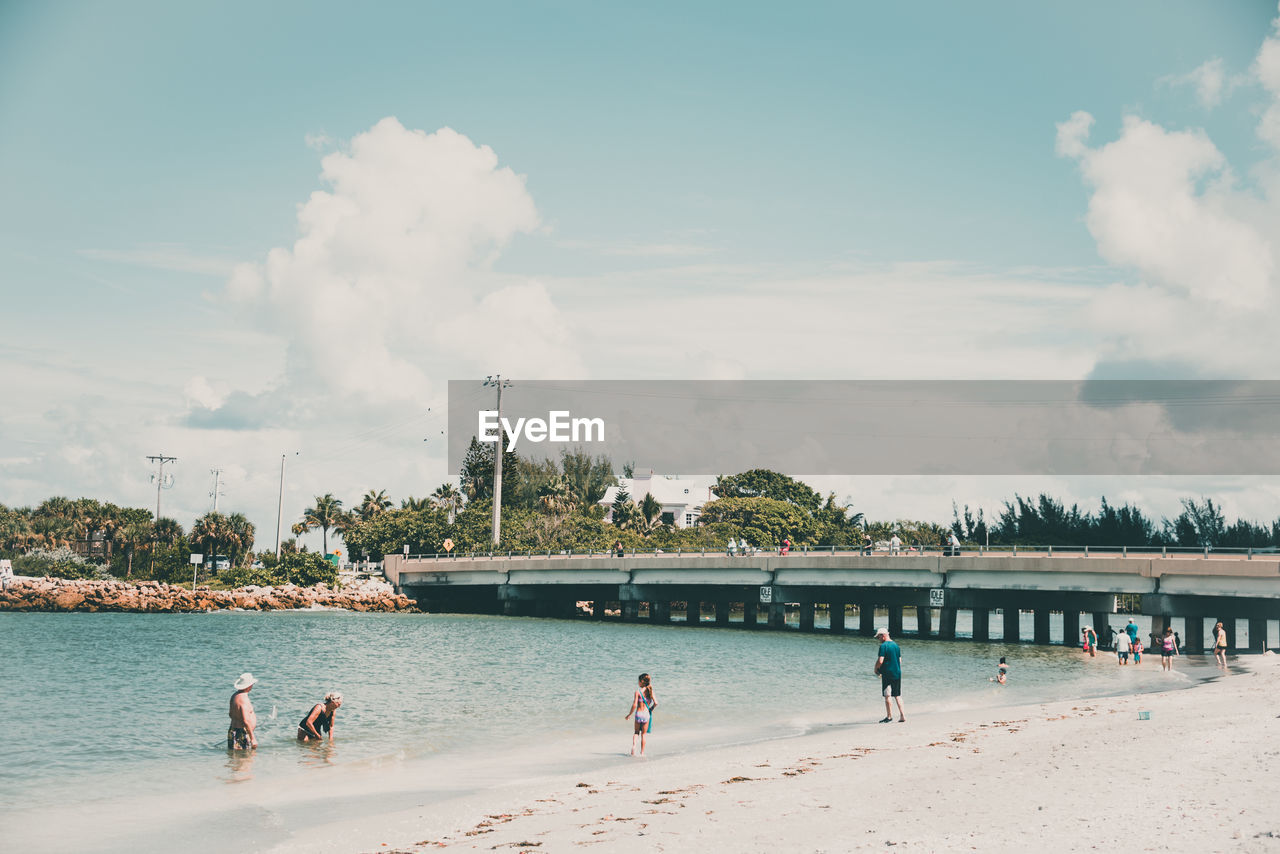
top-left (297, 692), bottom-right (343, 742)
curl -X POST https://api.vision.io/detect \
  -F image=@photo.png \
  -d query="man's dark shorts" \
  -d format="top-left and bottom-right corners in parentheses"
top-left (881, 676), bottom-right (902, 697)
top-left (227, 727), bottom-right (252, 749)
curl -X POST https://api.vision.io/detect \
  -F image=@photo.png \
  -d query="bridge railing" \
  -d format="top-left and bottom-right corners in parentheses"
top-left (401, 543), bottom-right (1277, 562)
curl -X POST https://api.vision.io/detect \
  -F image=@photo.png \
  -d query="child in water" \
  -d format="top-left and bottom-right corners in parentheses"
top-left (990, 656), bottom-right (1008, 684)
top-left (1132, 638), bottom-right (1143, 664)
top-left (624, 673), bottom-right (657, 756)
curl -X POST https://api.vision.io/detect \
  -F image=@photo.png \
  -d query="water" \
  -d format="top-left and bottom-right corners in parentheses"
top-left (0, 611), bottom-right (1222, 852)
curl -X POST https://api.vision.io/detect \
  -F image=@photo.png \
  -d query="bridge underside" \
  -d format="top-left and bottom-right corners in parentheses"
top-left (398, 581), bottom-right (1280, 651)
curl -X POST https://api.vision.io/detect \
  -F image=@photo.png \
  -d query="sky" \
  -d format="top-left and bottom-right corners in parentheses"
top-left (3, 1), bottom-right (1280, 549)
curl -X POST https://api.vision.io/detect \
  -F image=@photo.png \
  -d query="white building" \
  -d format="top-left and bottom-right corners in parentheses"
top-left (599, 471), bottom-right (718, 528)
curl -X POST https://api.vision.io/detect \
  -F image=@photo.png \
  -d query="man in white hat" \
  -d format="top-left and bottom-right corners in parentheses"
top-left (228, 673), bottom-right (259, 749)
top-left (873, 628), bottom-right (905, 723)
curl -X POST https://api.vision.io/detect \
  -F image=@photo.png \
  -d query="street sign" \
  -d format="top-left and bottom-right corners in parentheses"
top-left (929, 588), bottom-right (945, 607)
top-left (189, 553), bottom-right (203, 565)
top-left (403, 544), bottom-right (410, 556)
top-left (443, 538), bottom-right (455, 552)
top-left (759, 585), bottom-right (773, 603)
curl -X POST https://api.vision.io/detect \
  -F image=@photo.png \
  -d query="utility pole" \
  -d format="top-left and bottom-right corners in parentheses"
top-left (276, 454), bottom-right (287, 560)
top-left (146, 454), bottom-right (177, 523)
top-left (483, 375), bottom-right (511, 547)
top-left (209, 468), bottom-right (224, 512)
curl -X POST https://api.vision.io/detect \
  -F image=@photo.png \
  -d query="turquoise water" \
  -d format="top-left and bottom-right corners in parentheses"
top-left (1, 611), bottom-right (1220, 853)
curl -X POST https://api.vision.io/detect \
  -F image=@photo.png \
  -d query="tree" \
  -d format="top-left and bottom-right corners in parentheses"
top-left (401, 496), bottom-right (430, 512)
top-left (226, 513), bottom-right (256, 566)
top-left (698, 496), bottom-right (815, 548)
top-left (559, 450), bottom-right (616, 507)
top-left (459, 435), bottom-right (519, 505)
top-left (356, 489), bottom-right (393, 522)
top-left (430, 483), bottom-right (465, 524)
top-left (712, 470), bottom-right (822, 514)
top-left (191, 512), bottom-right (232, 565)
top-left (299, 494), bottom-right (348, 555)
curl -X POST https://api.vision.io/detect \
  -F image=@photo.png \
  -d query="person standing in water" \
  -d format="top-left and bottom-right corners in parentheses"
top-left (624, 673), bottom-right (657, 756)
top-left (991, 656), bottom-right (1009, 684)
top-left (228, 672), bottom-right (258, 750)
top-left (297, 692), bottom-right (343, 742)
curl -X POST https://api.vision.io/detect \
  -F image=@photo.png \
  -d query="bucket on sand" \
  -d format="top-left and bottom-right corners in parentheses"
top-left (1137, 711), bottom-right (1151, 720)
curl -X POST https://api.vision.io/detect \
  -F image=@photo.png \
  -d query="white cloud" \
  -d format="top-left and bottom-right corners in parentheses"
top-left (1161, 58), bottom-right (1234, 109)
top-left (79, 245), bottom-right (238, 276)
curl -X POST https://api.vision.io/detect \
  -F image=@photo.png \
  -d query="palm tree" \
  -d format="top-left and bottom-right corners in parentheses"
top-left (226, 513), bottom-right (256, 566)
top-left (637, 492), bottom-right (666, 536)
top-left (300, 494), bottom-right (347, 556)
top-left (356, 489), bottom-right (392, 522)
top-left (120, 520), bottom-right (153, 579)
top-left (537, 476), bottom-right (576, 517)
top-left (401, 496), bottom-right (430, 512)
top-left (153, 517), bottom-right (184, 545)
top-left (191, 512), bottom-right (231, 566)
top-left (430, 483), bottom-right (464, 524)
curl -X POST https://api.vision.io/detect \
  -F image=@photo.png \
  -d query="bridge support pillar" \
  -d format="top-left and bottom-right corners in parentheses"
top-left (1249, 618), bottom-right (1267, 652)
top-left (686, 600), bottom-right (700, 625)
top-left (1062, 610), bottom-right (1079, 648)
top-left (971, 609), bottom-right (989, 642)
top-left (1092, 612), bottom-right (1113, 649)
top-left (938, 607), bottom-right (957, 640)
top-left (1033, 609), bottom-right (1051, 645)
top-left (829, 602), bottom-right (845, 633)
top-left (649, 600), bottom-right (670, 624)
top-left (768, 602), bottom-right (787, 629)
top-left (859, 602), bottom-right (875, 636)
top-left (799, 602), bottom-right (815, 632)
top-left (887, 606), bottom-right (903, 638)
top-left (1004, 608), bottom-right (1020, 643)
top-left (622, 601), bottom-right (639, 622)
top-left (743, 602), bottom-right (758, 628)
top-left (1182, 616), bottom-right (1205, 654)
top-left (916, 606), bottom-right (932, 638)
top-left (715, 601), bottom-right (730, 626)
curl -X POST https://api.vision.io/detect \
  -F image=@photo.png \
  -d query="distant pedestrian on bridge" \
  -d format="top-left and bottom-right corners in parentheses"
top-left (889, 534), bottom-right (901, 555)
top-left (780, 537), bottom-right (791, 556)
top-left (727, 537), bottom-right (737, 557)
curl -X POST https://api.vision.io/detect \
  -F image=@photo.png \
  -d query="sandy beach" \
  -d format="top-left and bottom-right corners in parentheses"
top-left (274, 654), bottom-right (1280, 854)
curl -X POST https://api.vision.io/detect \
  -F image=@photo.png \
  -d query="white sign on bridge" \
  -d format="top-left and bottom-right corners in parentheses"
top-left (759, 586), bottom-right (773, 604)
top-left (929, 588), bottom-right (945, 607)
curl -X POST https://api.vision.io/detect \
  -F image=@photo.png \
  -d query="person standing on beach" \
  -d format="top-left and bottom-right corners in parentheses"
top-left (1160, 626), bottom-right (1179, 671)
top-left (228, 673), bottom-right (258, 750)
top-left (624, 673), bottom-right (657, 756)
top-left (873, 627), bottom-right (905, 723)
top-left (1115, 629), bottom-right (1131, 665)
top-left (1213, 622), bottom-right (1228, 666)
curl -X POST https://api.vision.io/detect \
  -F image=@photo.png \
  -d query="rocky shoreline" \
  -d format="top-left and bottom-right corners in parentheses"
top-left (0, 576), bottom-right (417, 613)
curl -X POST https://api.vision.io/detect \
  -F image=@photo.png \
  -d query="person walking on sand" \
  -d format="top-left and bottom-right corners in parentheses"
top-left (1115, 628), bottom-right (1131, 665)
top-left (228, 673), bottom-right (258, 750)
top-left (1160, 626), bottom-right (1179, 671)
top-left (297, 692), bottom-right (342, 742)
top-left (1213, 621), bottom-right (1228, 667)
top-left (873, 627), bottom-right (905, 723)
top-left (624, 673), bottom-right (657, 756)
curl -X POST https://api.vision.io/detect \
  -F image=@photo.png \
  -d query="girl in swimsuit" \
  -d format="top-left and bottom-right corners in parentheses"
top-left (1160, 627), bottom-right (1178, 672)
top-left (297, 692), bottom-right (343, 742)
top-left (624, 673), bottom-right (657, 756)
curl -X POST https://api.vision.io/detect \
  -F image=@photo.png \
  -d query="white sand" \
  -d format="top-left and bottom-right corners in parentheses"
top-left (279, 656), bottom-right (1280, 854)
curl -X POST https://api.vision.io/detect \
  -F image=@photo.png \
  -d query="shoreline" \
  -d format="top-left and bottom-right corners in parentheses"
top-left (0, 576), bottom-right (416, 613)
top-left (271, 654), bottom-right (1279, 854)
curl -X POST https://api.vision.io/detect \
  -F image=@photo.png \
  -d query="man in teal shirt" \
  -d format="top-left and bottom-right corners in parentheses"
top-left (874, 627), bottom-right (905, 723)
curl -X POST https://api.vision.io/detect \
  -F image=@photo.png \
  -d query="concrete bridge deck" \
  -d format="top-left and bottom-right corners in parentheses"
top-left (381, 551), bottom-right (1280, 652)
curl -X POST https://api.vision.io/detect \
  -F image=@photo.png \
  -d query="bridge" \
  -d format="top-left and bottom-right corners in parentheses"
top-left (382, 547), bottom-right (1280, 653)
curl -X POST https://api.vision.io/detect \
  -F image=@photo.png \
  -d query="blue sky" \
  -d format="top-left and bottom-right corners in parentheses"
top-left (3, 1), bottom-right (1280, 540)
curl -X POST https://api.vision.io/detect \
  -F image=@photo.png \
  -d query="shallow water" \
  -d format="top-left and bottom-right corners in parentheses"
top-left (0, 611), bottom-right (1223, 852)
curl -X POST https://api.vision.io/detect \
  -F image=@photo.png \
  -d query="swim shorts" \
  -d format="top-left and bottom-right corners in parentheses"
top-left (881, 676), bottom-right (902, 697)
top-left (227, 727), bottom-right (252, 749)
